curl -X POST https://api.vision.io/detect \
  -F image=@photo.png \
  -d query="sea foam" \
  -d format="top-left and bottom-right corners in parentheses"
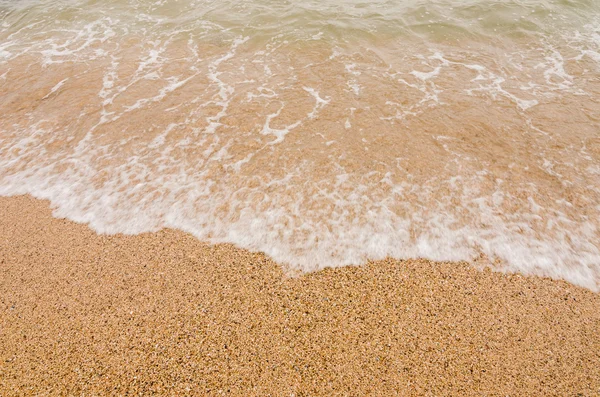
top-left (1, 0), bottom-right (599, 291)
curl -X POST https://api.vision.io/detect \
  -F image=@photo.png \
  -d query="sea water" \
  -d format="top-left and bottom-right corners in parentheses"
top-left (0, 0), bottom-right (599, 290)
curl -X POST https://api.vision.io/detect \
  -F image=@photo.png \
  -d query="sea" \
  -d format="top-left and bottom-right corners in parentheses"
top-left (0, 0), bottom-right (599, 290)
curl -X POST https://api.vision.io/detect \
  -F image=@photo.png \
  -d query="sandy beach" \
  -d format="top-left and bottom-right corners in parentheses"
top-left (0, 195), bottom-right (598, 395)
top-left (2, 0), bottom-right (600, 394)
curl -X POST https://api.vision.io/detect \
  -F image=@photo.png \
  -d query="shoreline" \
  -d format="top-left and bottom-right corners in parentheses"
top-left (1, 194), bottom-right (599, 395)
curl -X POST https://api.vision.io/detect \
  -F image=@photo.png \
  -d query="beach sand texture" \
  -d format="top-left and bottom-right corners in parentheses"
top-left (1, 195), bottom-right (599, 396)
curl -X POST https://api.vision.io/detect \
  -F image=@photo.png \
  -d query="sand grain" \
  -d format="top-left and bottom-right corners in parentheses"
top-left (0, 195), bottom-right (599, 396)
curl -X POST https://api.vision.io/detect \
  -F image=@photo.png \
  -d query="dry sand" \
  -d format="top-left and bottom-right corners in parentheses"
top-left (0, 195), bottom-right (599, 396)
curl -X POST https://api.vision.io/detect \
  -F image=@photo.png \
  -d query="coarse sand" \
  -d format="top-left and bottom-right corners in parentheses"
top-left (1, 195), bottom-right (599, 396)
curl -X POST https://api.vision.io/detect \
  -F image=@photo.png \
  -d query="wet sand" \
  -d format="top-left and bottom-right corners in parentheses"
top-left (0, 195), bottom-right (599, 396)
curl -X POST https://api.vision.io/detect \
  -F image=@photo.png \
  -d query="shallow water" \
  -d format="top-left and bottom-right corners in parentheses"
top-left (1, 0), bottom-right (599, 289)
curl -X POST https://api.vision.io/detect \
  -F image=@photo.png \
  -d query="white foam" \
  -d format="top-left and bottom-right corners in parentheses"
top-left (303, 86), bottom-right (331, 119)
top-left (42, 78), bottom-right (69, 100)
top-left (204, 36), bottom-right (249, 134)
top-left (1, 0), bottom-right (599, 294)
top-left (536, 49), bottom-right (573, 89)
top-left (260, 106), bottom-right (302, 144)
top-left (0, 49), bottom-right (11, 61)
top-left (411, 66), bottom-right (442, 81)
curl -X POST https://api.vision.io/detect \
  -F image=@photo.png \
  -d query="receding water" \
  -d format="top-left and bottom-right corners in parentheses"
top-left (1, 0), bottom-right (599, 289)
